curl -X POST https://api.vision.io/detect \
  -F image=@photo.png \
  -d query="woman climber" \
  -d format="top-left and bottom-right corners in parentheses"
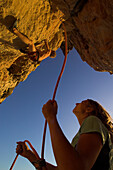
top-left (16, 99), bottom-right (113, 170)
top-left (9, 20), bottom-right (56, 62)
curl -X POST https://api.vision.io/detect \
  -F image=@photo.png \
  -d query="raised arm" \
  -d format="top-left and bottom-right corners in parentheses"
top-left (38, 40), bottom-right (51, 62)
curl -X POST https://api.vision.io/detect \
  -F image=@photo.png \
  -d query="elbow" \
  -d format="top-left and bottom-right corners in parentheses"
top-left (58, 160), bottom-right (86, 170)
top-left (57, 155), bottom-right (87, 170)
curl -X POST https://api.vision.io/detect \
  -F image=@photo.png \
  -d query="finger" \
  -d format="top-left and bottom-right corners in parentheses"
top-left (51, 100), bottom-right (57, 107)
top-left (16, 145), bottom-right (21, 149)
top-left (16, 146), bottom-right (23, 152)
top-left (16, 141), bottom-right (26, 150)
top-left (16, 143), bottom-right (23, 150)
top-left (16, 141), bottom-right (27, 146)
top-left (16, 141), bottom-right (24, 144)
top-left (47, 99), bottom-right (52, 104)
top-left (42, 100), bottom-right (51, 109)
top-left (16, 146), bottom-right (23, 154)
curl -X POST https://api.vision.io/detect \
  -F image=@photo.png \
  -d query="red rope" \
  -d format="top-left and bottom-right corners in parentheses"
top-left (9, 140), bottom-right (40, 170)
top-left (24, 140), bottom-right (40, 159)
top-left (41, 23), bottom-right (67, 159)
top-left (9, 154), bottom-right (19, 170)
top-left (9, 22), bottom-right (67, 170)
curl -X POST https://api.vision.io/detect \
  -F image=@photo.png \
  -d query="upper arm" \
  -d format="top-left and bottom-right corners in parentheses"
top-left (76, 132), bottom-right (103, 170)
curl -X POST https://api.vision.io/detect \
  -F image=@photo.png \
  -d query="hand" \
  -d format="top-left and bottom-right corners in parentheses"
top-left (42, 100), bottom-right (58, 121)
top-left (16, 141), bottom-right (32, 158)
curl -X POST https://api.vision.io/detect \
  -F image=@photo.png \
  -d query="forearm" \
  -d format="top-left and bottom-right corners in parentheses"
top-left (47, 118), bottom-right (83, 170)
top-left (25, 151), bottom-right (40, 168)
top-left (43, 162), bottom-right (58, 170)
top-left (44, 40), bottom-right (50, 50)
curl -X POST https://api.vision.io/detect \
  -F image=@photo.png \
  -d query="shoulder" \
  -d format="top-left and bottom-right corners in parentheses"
top-left (80, 116), bottom-right (108, 145)
top-left (81, 115), bottom-right (105, 129)
top-left (81, 115), bottom-right (102, 127)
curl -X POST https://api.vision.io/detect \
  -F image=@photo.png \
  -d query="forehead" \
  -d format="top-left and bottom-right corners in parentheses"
top-left (81, 99), bottom-right (90, 105)
top-left (82, 99), bottom-right (89, 103)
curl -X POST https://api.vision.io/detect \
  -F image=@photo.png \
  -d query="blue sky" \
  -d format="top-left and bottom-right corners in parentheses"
top-left (0, 48), bottom-right (113, 170)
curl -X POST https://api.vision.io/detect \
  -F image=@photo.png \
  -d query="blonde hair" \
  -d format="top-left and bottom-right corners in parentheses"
top-left (87, 99), bottom-right (113, 143)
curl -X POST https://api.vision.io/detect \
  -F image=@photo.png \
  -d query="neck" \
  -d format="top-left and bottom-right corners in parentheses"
top-left (78, 114), bottom-right (89, 126)
top-left (78, 119), bottom-right (84, 126)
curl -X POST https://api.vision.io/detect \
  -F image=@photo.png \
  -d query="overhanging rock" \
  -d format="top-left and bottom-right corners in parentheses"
top-left (0, 0), bottom-right (113, 103)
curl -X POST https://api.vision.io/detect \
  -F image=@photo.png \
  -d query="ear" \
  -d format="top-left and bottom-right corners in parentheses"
top-left (85, 106), bottom-right (94, 113)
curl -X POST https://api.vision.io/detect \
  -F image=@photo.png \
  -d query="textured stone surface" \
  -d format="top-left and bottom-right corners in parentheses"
top-left (56, 0), bottom-right (113, 73)
top-left (69, 0), bottom-right (113, 73)
top-left (0, 0), bottom-right (64, 103)
top-left (0, 0), bottom-right (113, 102)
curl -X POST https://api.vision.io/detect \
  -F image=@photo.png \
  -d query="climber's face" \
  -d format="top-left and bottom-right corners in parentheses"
top-left (73, 100), bottom-right (89, 114)
top-left (73, 100), bottom-right (90, 124)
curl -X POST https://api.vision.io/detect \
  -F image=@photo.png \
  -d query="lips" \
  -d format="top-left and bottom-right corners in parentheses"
top-left (73, 107), bottom-right (76, 112)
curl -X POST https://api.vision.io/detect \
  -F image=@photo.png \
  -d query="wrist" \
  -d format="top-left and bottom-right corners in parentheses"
top-left (25, 150), bottom-right (38, 162)
top-left (47, 116), bottom-right (57, 125)
top-left (32, 159), bottom-right (46, 169)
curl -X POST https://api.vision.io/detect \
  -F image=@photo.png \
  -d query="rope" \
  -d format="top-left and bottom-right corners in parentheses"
top-left (9, 22), bottom-right (68, 170)
top-left (9, 140), bottom-right (40, 170)
top-left (41, 23), bottom-right (67, 159)
top-left (9, 154), bottom-right (19, 170)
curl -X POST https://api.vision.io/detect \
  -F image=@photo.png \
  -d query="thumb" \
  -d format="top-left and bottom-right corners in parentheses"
top-left (53, 100), bottom-right (58, 108)
top-left (17, 141), bottom-right (28, 151)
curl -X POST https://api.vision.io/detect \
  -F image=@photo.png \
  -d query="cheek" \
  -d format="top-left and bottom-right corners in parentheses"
top-left (73, 107), bottom-right (76, 112)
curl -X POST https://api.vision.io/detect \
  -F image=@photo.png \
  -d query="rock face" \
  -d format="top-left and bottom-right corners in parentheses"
top-left (0, 0), bottom-right (113, 103)
top-left (56, 0), bottom-right (113, 73)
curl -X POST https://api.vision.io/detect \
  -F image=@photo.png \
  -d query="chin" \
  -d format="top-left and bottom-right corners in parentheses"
top-left (73, 110), bottom-right (76, 115)
top-left (72, 109), bottom-right (75, 113)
